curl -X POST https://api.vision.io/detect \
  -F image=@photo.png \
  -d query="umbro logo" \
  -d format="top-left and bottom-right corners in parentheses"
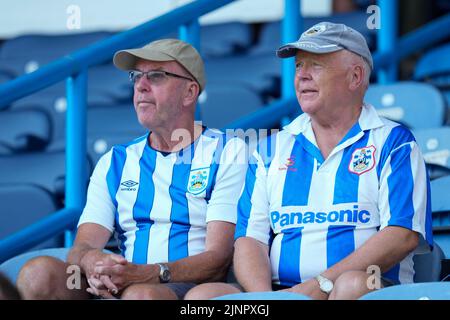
top-left (120, 180), bottom-right (138, 191)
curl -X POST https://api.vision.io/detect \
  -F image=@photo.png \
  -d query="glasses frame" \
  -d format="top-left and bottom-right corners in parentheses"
top-left (129, 69), bottom-right (194, 84)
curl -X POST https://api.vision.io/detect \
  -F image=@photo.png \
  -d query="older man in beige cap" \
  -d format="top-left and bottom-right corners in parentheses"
top-left (16, 39), bottom-right (247, 300)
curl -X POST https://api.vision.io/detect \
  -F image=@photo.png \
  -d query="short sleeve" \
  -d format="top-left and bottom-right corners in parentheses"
top-left (77, 150), bottom-right (116, 232)
top-left (205, 137), bottom-right (248, 224)
top-left (378, 140), bottom-right (433, 252)
top-left (235, 149), bottom-right (272, 245)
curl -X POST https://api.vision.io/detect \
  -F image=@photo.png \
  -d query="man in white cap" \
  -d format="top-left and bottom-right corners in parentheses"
top-left (186, 22), bottom-right (432, 300)
top-left (16, 39), bottom-right (247, 300)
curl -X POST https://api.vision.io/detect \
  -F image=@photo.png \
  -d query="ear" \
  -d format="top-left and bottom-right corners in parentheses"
top-left (182, 81), bottom-right (200, 106)
top-left (348, 64), bottom-right (364, 91)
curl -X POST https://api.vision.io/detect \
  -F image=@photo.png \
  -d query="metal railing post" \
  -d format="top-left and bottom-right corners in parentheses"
top-left (64, 70), bottom-right (88, 247)
top-left (281, 0), bottom-right (302, 126)
top-left (179, 19), bottom-right (202, 121)
top-left (377, 0), bottom-right (398, 83)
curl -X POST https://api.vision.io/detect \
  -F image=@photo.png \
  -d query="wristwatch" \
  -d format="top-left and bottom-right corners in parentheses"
top-left (315, 274), bottom-right (334, 294)
top-left (157, 263), bottom-right (171, 283)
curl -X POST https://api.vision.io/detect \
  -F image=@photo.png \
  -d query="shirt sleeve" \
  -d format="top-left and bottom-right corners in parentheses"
top-left (378, 139), bottom-right (433, 253)
top-left (205, 137), bottom-right (248, 224)
top-left (234, 149), bottom-right (272, 245)
top-left (77, 150), bottom-right (116, 232)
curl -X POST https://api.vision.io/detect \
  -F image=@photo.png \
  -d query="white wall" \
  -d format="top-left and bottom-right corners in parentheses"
top-left (0, 0), bottom-right (331, 38)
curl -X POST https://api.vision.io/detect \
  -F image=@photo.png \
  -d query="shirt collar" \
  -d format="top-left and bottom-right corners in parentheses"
top-left (283, 103), bottom-right (385, 136)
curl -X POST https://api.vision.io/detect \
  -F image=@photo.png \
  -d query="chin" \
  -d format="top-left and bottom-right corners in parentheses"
top-left (299, 102), bottom-right (318, 115)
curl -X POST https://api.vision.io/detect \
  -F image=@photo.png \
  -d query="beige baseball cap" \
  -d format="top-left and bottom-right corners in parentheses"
top-left (113, 38), bottom-right (206, 92)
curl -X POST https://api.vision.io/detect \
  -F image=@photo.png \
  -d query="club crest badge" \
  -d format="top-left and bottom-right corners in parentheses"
top-left (304, 23), bottom-right (327, 36)
top-left (348, 145), bottom-right (376, 175)
top-left (187, 167), bottom-right (210, 195)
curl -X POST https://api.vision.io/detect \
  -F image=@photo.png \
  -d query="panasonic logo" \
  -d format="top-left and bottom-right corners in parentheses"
top-left (271, 205), bottom-right (371, 228)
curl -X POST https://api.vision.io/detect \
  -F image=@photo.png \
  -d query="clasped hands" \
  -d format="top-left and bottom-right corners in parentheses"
top-left (81, 251), bottom-right (148, 299)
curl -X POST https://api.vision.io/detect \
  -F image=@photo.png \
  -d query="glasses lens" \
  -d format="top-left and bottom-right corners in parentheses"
top-left (147, 71), bottom-right (166, 84)
top-left (129, 71), bottom-right (142, 83)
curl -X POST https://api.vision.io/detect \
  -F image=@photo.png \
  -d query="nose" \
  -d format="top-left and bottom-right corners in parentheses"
top-left (135, 75), bottom-right (152, 93)
top-left (296, 65), bottom-right (312, 81)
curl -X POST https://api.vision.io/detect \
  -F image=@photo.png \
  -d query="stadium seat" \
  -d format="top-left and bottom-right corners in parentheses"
top-left (205, 53), bottom-right (280, 101)
top-left (0, 151), bottom-right (92, 203)
top-left (414, 42), bottom-right (450, 83)
top-left (0, 248), bottom-right (70, 283)
top-left (431, 175), bottom-right (450, 222)
top-left (201, 22), bottom-right (253, 57)
top-left (214, 291), bottom-right (311, 300)
top-left (359, 282), bottom-right (450, 300)
top-left (414, 42), bottom-right (450, 119)
top-left (48, 132), bottom-right (147, 166)
top-left (86, 106), bottom-right (146, 136)
top-left (0, 31), bottom-right (115, 77)
top-left (0, 184), bottom-right (63, 253)
top-left (413, 127), bottom-right (450, 171)
top-left (198, 84), bottom-right (264, 129)
top-left (364, 82), bottom-right (446, 129)
top-left (0, 109), bottom-right (51, 154)
top-left (413, 242), bottom-right (445, 282)
top-left (431, 175), bottom-right (450, 258)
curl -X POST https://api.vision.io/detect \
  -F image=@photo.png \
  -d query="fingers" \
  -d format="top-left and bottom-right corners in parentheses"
top-left (100, 275), bottom-right (119, 295)
top-left (86, 276), bottom-right (118, 299)
top-left (94, 263), bottom-right (125, 277)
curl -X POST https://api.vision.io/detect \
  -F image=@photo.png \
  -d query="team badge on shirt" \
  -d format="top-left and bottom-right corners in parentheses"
top-left (187, 167), bottom-right (210, 195)
top-left (348, 145), bottom-right (376, 175)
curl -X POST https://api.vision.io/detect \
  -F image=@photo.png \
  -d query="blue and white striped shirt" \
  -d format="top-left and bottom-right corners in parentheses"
top-left (79, 128), bottom-right (247, 264)
top-left (236, 104), bottom-right (433, 285)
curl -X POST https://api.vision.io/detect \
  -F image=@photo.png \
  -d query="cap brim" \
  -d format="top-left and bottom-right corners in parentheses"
top-left (113, 49), bottom-right (176, 70)
top-left (277, 39), bottom-right (343, 58)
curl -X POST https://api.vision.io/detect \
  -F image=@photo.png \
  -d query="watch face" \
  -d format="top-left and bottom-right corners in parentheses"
top-left (161, 270), bottom-right (171, 282)
top-left (322, 280), bottom-right (333, 292)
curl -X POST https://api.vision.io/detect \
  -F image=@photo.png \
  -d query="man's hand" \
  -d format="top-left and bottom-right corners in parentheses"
top-left (80, 250), bottom-right (127, 296)
top-left (281, 278), bottom-right (329, 300)
top-left (80, 250), bottom-right (127, 278)
top-left (86, 275), bottom-right (119, 299)
top-left (93, 261), bottom-right (160, 292)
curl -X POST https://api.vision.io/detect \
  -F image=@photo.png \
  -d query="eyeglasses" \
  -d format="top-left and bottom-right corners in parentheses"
top-left (129, 70), bottom-right (194, 85)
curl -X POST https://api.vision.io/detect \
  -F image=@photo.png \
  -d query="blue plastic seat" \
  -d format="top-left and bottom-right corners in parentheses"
top-left (414, 42), bottom-right (450, 117)
top-left (413, 242), bottom-right (445, 282)
top-left (359, 282), bottom-right (450, 300)
top-left (205, 53), bottom-right (280, 99)
top-left (0, 151), bottom-right (92, 201)
top-left (413, 127), bottom-right (450, 172)
top-left (364, 81), bottom-right (446, 129)
top-left (198, 84), bottom-right (264, 129)
top-left (414, 42), bottom-right (450, 82)
top-left (0, 185), bottom-right (63, 254)
top-left (48, 132), bottom-right (147, 167)
top-left (0, 109), bottom-right (51, 154)
top-left (0, 32), bottom-right (115, 78)
top-left (431, 175), bottom-right (450, 258)
top-left (432, 175), bottom-right (450, 212)
top-left (201, 22), bottom-right (253, 57)
top-left (214, 291), bottom-right (311, 300)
